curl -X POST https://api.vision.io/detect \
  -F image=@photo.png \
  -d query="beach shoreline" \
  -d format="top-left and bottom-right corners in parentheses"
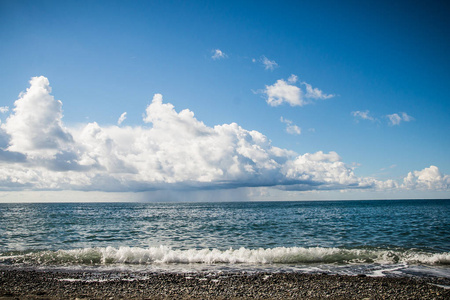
top-left (1, 268), bottom-right (449, 299)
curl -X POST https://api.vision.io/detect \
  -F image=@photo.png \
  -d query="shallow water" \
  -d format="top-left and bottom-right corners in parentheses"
top-left (1, 200), bottom-right (449, 277)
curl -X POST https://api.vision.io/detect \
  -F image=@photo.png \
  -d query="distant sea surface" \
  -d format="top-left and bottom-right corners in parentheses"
top-left (1, 200), bottom-right (449, 278)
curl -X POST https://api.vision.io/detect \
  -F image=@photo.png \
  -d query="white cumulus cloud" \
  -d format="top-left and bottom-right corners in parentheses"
top-left (263, 75), bottom-right (334, 107)
top-left (0, 76), bottom-right (446, 196)
top-left (402, 165), bottom-right (450, 190)
top-left (0, 106), bottom-right (8, 113)
top-left (2, 76), bottom-right (73, 158)
top-left (281, 151), bottom-right (370, 190)
top-left (265, 79), bottom-right (303, 106)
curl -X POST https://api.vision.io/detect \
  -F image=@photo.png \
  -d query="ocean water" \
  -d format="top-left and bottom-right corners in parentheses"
top-left (0, 200), bottom-right (449, 278)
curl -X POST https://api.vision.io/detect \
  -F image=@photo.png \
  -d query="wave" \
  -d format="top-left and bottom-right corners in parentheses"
top-left (1, 246), bottom-right (449, 266)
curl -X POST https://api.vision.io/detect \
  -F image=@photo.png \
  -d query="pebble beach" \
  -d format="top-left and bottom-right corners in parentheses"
top-left (1, 269), bottom-right (449, 299)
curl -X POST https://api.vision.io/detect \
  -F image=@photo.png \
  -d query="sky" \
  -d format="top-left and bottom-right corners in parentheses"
top-left (0, 0), bottom-right (449, 202)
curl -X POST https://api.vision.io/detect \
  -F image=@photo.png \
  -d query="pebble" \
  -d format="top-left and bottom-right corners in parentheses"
top-left (0, 268), bottom-right (449, 299)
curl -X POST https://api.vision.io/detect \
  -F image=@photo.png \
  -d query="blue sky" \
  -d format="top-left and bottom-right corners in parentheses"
top-left (0, 0), bottom-right (449, 201)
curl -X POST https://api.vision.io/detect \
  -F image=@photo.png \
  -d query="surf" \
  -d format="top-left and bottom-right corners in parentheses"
top-left (2, 246), bottom-right (449, 266)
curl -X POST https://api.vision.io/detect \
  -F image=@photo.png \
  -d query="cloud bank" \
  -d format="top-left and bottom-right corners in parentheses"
top-left (0, 77), bottom-right (447, 195)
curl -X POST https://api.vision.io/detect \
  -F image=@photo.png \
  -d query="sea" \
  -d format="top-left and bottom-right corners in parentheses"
top-left (0, 199), bottom-right (449, 278)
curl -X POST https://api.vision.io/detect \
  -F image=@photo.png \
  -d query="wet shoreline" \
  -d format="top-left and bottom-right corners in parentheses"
top-left (1, 269), bottom-right (449, 299)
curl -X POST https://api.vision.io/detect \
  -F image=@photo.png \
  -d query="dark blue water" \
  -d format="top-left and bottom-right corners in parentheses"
top-left (1, 200), bottom-right (449, 277)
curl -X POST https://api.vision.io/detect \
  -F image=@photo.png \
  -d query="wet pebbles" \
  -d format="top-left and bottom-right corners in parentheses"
top-left (0, 269), bottom-right (449, 299)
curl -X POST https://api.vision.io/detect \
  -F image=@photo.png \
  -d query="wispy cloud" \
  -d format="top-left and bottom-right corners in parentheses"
top-left (380, 164), bottom-right (397, 171)
top-left (351, 110), bottom-right (375, 122)
top-left (302, 82), bottom-right (335, 100)
top-left (260, 56), bottom-right (278, 71)
top-left (387, 112), bottom-right (414, 126)
top-left (280, 117), bottom-right (301, 135)
top-left (387, 113), bottom-right (402, 125)
top-left (0, 106), bottom-right (8, 113)
top-left (117, 112), bottom-right (127, 125)
top-left (352, 110), bottom-right (413, 126)
top-left (211, 49), bottom-right (227, 60)
top-left (262, 75), bottom-right (334, 107)
top-left (287, 74), bottom-right (298, 83)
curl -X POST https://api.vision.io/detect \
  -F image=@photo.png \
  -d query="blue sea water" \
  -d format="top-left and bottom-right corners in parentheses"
top-left (0, 200), bottom-right (449, 278)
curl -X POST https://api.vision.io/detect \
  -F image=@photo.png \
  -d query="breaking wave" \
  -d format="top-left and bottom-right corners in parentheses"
top-left (1, 246), bottom-right (449, 266)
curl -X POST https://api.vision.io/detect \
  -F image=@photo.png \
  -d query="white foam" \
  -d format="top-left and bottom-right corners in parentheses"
top-left (58, 278), bottom-right (109, 283)
top-left (367, 264), bottom-right (407, 277)
top-left (428, 283), bottom-right (450, 290)
top-left (2, 246), bottom-right (449, 266)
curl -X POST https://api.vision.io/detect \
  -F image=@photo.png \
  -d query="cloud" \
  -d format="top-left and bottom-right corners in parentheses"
top-left (264, 79), bottom-right (303, 106)
top-left (281, 151), bottom-right (373, 191)
top-left (302, 82), bottom-right (334, 100)
top-left (285, 124), bottom-right (301, 135)
top-left (351, 110), bottom-right (375, 122)
top-left (280, 117), bottom-right (301, 135)
top-left (380, 164), bottom-right (397, 171)
top-left (0, 76), bottom-right (362, 192)
top-left (117, 112), bottom-right (127, 125)
top-left (261, 56), bottom-right (278, 71)
top-left (2, 76), bottom-right (73, 159)
top-left (400, 112), bottom-right (414, 122)
top-left (402, 165), bottom-right (450, 190)
top-left (263, 75), bottom-right (334, 107)
top-left (0, 77), bottom-right (446, 195)
top-left (353, 111), bottom-right (413, 125)
top-left (212, 49), bottom-right (227, 60)
top-left (305, 151), bottom-right (341, 162)
top-left (387, 113), bottom-right (401, 125)
top-left (0, 106), bottom-right (8, 113)
top-left (387, 112), bottom-right (414, 126)
top-left (287, 74), bottom-right (298, 83)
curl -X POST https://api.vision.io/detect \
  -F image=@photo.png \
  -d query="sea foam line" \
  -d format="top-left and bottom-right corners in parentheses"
top-left (1, 246), bottom-right (449, 266)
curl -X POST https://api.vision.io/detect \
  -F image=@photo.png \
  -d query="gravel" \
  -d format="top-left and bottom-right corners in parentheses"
top-left (0, 269), bottom-right (449, 299)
